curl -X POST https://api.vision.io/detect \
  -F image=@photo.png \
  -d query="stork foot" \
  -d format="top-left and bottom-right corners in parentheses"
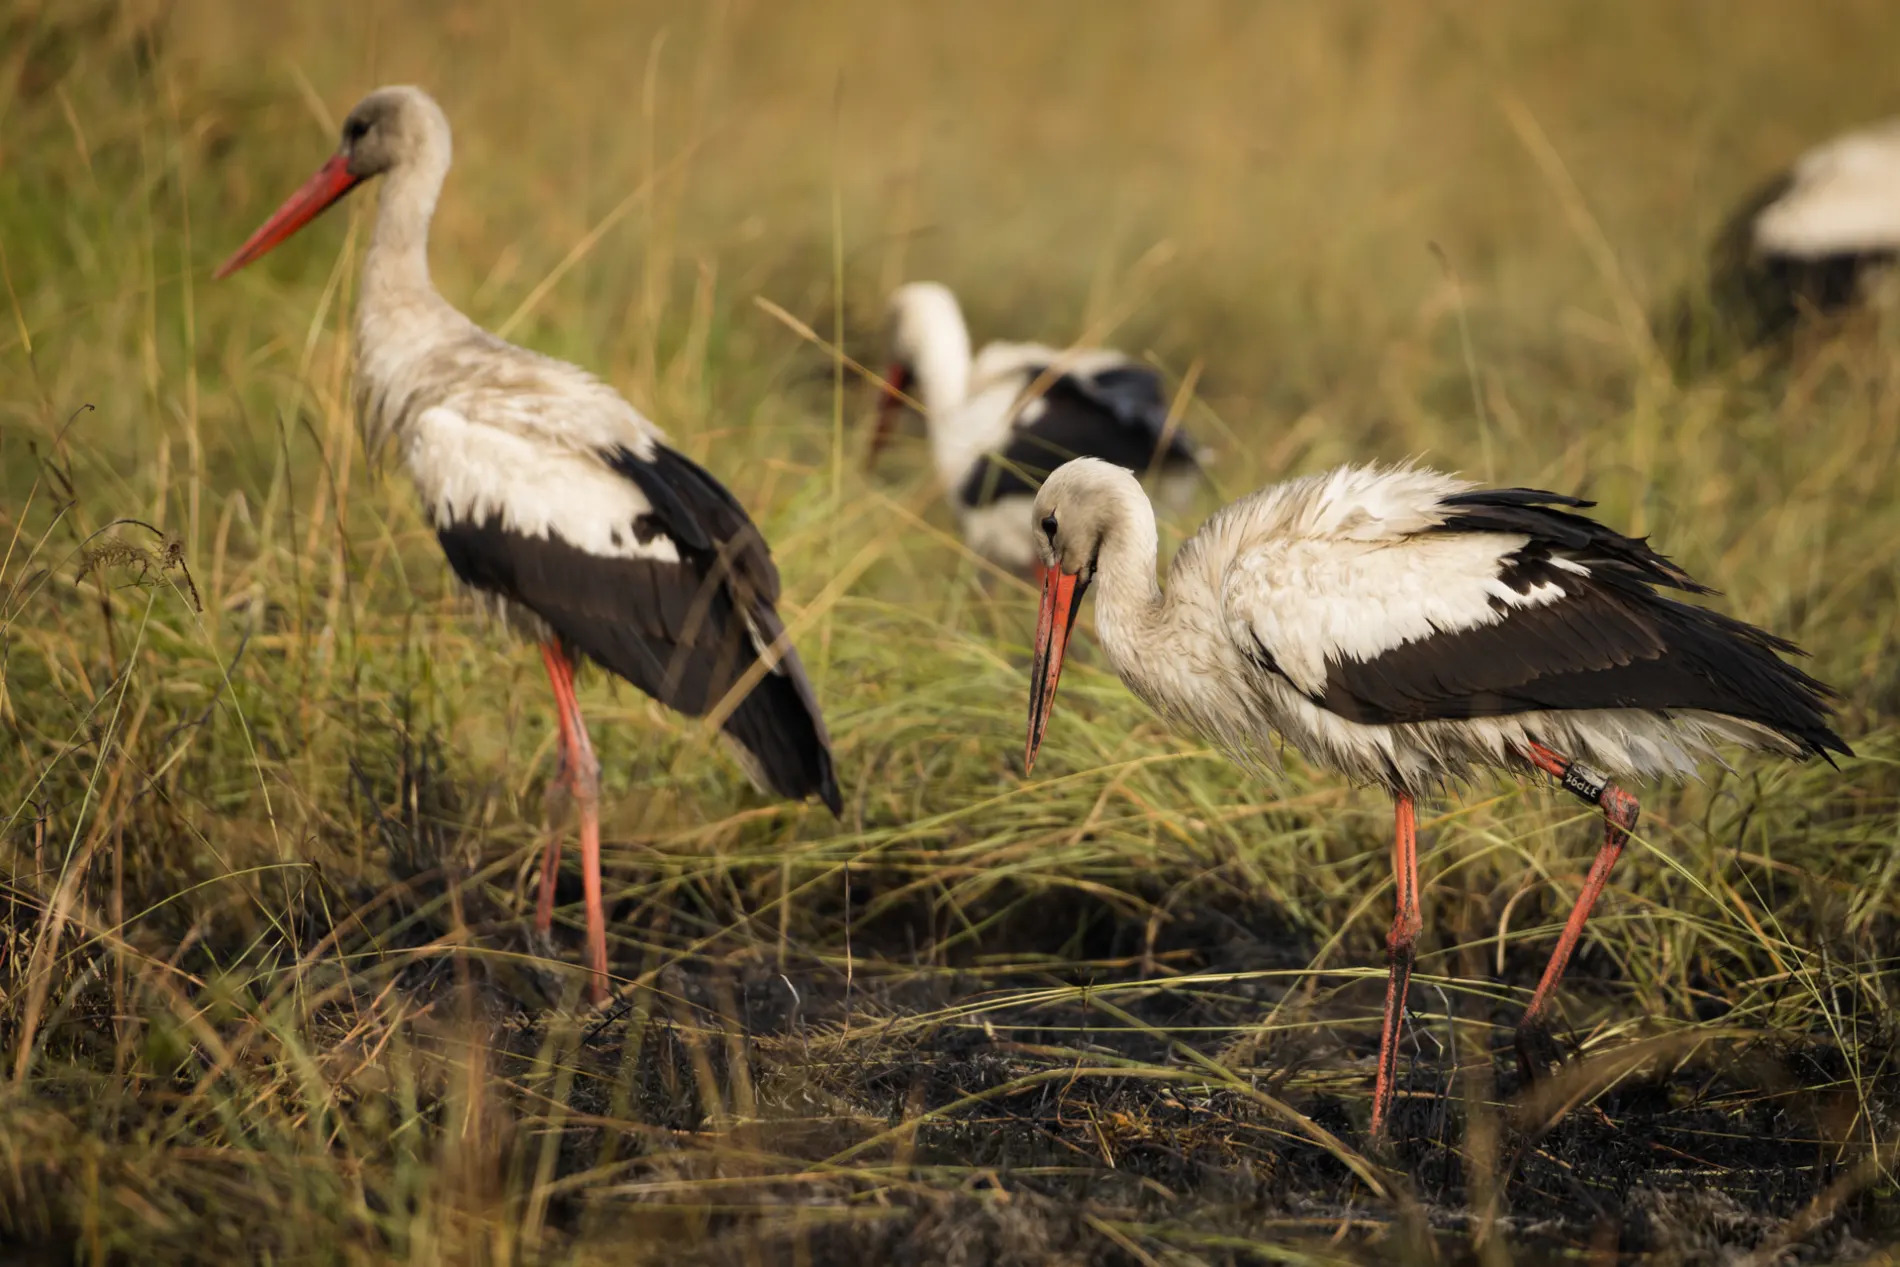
top-left (1511, 741), bottom-right (1640, 1098)
top-left (1369, 794), bottom-right (1422, 1142)
top-left (520, 948), bottom-right (567, 1009)
top-left (1513, 1017), bottom-right (1567, 1085)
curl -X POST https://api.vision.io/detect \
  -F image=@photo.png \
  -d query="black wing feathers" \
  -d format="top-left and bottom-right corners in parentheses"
top-left (1314, 488), bottom-right (1849, 759)
top-left (609, 446), bottom-right (767, 577)
top-left (1435, 488), bottom-right (1709, 595)
top-left (1067, 363), bottom-right (1168, 426)
top-left (438, 444), bottom-right (840, 813)
top-left (957, 363), bottom-right (1203, 509)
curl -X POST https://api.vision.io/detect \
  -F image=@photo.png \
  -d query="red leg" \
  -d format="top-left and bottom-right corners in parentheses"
top-left (570, 708), bottom-right (607, 1006)
top-left (536, 641), bottom-right (610, 1005)
top-left (536, 642), bottom-right (580, 934)
top-left (1370, 793), bottom-right (1422, 1140)
top-left (1516, 741), bottom-right (1641, 1073)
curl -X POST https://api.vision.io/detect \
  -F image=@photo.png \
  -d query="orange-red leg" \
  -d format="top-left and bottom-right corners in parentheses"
top-left (536, 641), bottom-right (609, 1005)
top-left (1516, 741), bottom-right (1641, 1073)
top-left (1370, 793), bottom-right (1422, 1140)
top-left (536, 643), bottom-right (579, 934)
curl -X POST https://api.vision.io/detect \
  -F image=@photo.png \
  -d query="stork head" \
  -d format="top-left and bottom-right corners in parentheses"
top-left (215, 85), bottom-right (452, 279)
top-left (1024, 458), bottom-right (1142, 773)
top-left (1032, 458), bottom-right (1141, 582)
top-left (333, 86), bottom-right (452, 182)
top-left (868, 281), bottom-right (970, 468)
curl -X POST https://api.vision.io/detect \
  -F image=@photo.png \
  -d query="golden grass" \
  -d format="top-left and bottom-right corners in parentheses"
top-left (3, 2), bottom-right (1899, 1262)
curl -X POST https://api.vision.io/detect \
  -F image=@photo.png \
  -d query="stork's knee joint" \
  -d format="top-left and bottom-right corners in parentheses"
top-left (1601, 784), bottom-right (1640, 834)
top-left (1554, 757), bottom-right (1640, 829)
top-left (1386, 914), bottom-right (1421, 961)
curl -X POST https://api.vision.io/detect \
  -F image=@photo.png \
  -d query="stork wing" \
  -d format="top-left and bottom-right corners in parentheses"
top-left (419, 406), bottom-right (838, 809)
top-left (1227, 488), bottom-right (1845, 757)
top-left (958, 361), bottom-right (1202, 508)
top-left (607, 443), bottom-right (783, 604)
top-left (1754, 121), bottom-right (1900, 259)
top-left (1062, 362), bottom-right (1169, 429)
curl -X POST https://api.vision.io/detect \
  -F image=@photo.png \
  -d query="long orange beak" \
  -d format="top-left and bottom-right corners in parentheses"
top-left (865, 362), bottom-right (913, 470)
top-left (214, 153), bottom-right (364, 279)
top-left (1024, 564), bottom-right (1088, 774)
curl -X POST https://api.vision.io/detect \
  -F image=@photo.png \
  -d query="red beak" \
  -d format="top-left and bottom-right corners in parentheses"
top-left (865, 362), bottom-right (913, 470)
top-left (214, 153), bottom-right (365, 279)
top-left (1024, 565), bottom-right (1088, 774)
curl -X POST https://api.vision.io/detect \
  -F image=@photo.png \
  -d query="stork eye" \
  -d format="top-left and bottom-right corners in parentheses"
top-left (1040, 514), bottom-right (1058, 538)
top-left (344, 115), bottom-right (371, 144)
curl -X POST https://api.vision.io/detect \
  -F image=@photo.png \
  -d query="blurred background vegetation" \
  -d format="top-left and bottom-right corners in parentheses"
top-left (3, 1), bottom-right (1898, 1262)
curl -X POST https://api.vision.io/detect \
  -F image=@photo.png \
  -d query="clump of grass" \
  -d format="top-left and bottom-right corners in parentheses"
top-left (4, 2), bottom-right (1900, 1263)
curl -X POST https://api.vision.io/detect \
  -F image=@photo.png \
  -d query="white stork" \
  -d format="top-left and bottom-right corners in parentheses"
top-left (870, 281), bottom-right (1206, 576)
top-left (215, 85), bottom-right (841, 1004)
top-left (1021, 458), bottom-right (1848, 1138)
top-left (1670, 116), bottom-right (1900, 366)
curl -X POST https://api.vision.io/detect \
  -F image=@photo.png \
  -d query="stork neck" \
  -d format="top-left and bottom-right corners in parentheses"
top-left (1088, 484), bottom-right (1167, 674)
top-left (910, 313), bottom-right (973, 421)
top-left (352, 148), bottom-right (456, 457)
top-left (917, 335), bottom-right (979, 495)
top-left (360, 155), bottom-right (448, 313)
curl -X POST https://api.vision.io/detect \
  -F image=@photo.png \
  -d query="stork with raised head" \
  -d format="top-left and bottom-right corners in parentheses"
top-left (870, 281), bottom-right (1206, 576)
top-left (1667, 117), bottom-right (1900, 369)
top-left (215, 85), bottom-right (841, 1004)
top-left (1021, 457), bottom-right (1849, 1138)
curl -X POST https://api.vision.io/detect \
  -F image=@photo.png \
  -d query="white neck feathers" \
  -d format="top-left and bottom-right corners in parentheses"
top-left (360, 144), bottom-right (451, 315)
top-left (889, 283), bottom-right (974, 419)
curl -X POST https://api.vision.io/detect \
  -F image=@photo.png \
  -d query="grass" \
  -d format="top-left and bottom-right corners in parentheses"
top-left (3, 1), bottom-right (1899, 1262)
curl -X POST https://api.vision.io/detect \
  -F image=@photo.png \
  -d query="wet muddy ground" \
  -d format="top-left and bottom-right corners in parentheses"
top-left (439, 852), bottom-right (1900, 1265)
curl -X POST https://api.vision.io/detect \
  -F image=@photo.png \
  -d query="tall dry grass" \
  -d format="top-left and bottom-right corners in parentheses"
top-left (2, 2), bottom-right (1897, 1262)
